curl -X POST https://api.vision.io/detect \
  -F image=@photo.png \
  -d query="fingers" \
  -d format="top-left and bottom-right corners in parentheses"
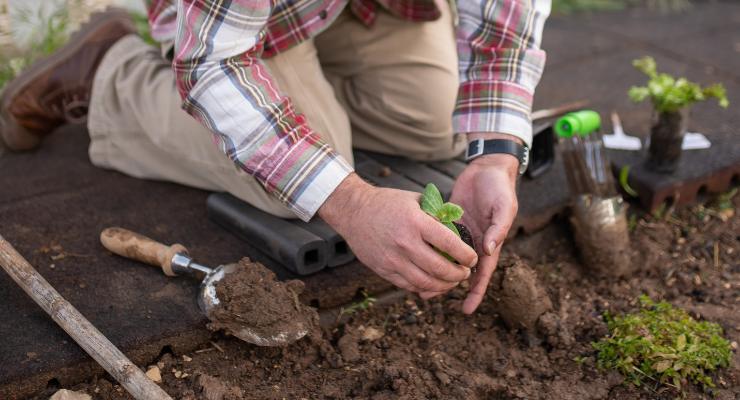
top-left (396, 259), bottom-right (460, 293)
top-left (462, 246), bottom-right (501, 314)
top-left (408, 244), bottom-right (471, 283)
top-left (419, 215), bottom-right (478, 267)
top-left (419, 291), bottom-right (445, 300)
top-left (482, 201), bottom-right (518, 256)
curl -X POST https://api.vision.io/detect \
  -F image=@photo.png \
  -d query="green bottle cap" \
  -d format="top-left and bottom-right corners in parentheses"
top-left (554, 110), bottom-right (601, 138)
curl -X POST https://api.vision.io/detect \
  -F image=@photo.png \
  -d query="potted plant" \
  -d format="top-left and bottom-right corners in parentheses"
top-left (629, 56), bottom-right (728, 173)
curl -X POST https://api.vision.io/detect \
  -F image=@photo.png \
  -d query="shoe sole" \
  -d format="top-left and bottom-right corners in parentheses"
top-left (0, 8), bottom-right (135, 151)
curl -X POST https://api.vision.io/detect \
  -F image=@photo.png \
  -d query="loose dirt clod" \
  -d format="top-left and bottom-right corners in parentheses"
top-left (207, 258), bottom-right (319, 346)
top-left (491, 258), bottom-right (553, 332)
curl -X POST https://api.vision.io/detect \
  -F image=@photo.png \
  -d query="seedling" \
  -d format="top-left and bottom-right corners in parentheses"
top-left (337, 290), bottom-right (376, 319)
top-left (420, 184), bottom-right (474, 256)
top-left (592, 295), bottom-right (732, 393)
top-left (629, 56), bottom-right (728, 113)
top-left (629, 56), bottom-right (729, 173)
top-left (420, 183), bottom-right (464, 236)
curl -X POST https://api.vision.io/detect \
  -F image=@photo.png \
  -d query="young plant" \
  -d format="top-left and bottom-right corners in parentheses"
top-left (420, 183), bottom-right (464, 236)
top-left (592, 295), bottom-right (732, 393)
top-left (629, 56), bottom-right (729, 113)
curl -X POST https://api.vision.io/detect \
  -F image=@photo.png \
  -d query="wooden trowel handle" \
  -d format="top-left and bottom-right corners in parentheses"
top-left (100, 227), bottom-right (187, 277)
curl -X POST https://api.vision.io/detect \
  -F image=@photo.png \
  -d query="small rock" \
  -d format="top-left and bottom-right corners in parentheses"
top-left (145, 366), bottom-right (162, 383)
top-left (49, 389), bottom-right (92, 400)
top-left (337, 333), bottom-right (361, 363)
top-left (182, 355), bottom-right (193, 362)
top-left (360, 327), bottom-right (384, 342)
top-left (731, 341), bottom-right (738, 350)
top-left (434, 370), bottom-right (451, 385)
top-left (174, 370), bottom-right (183, 379)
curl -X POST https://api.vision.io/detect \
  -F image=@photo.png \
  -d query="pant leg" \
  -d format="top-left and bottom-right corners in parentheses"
top-left (314, 0), bottom-right (466, 161)
top-left (87, 35), bottom-right (352, 219)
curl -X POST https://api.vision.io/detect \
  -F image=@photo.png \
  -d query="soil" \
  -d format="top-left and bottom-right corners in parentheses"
top-left (51, 195), bottom-right (739, 400)
top-left (453, 222), bottom-right (474, 250)
top-left (570, 197), bottom-right (633, 277)
top-left (647, 109), bottom-right (690, 173)
top-left (208, 258), bottom-right (319, 347)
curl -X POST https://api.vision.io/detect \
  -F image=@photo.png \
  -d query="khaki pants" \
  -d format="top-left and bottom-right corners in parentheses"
top-left (88, 5), bottom-right (465, 219)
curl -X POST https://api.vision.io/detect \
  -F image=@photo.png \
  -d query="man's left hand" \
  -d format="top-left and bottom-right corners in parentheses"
top-left (447, 134), bottom-right (521, 314)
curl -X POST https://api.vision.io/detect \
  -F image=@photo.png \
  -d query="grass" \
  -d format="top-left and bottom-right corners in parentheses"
top-left (0, 4), bottom-right (70, 92)
top-left (552, 0), bottom-right (691, 14)
top-left (593, 295), bottom-right (732, 394)
top-left (0, 5), bottom-right (154, 92)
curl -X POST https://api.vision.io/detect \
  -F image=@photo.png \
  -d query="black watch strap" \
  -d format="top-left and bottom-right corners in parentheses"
top-left (465, 139), bottom-right (529, 175)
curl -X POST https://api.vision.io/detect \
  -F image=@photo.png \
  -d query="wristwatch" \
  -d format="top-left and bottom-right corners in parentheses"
top-left (465, 138), bottom-right (530, 175)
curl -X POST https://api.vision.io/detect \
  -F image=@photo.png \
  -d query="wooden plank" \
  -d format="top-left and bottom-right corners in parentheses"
top-left (353, 151), bottom-right (424, 192)
top-left (427, 159), bottom-right (467, 179)
top-left (362, 152), bottom-right (456, 199)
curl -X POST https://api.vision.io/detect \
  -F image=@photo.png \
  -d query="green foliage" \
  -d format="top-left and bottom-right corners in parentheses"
top-left (716, 188), bottom-right (737, 213)
top-left (551, 0), bottom-right (690, 14)
top-left (0, 4), bottom-right (70, 91)
top-left (629, 56), bottom-right (729, 113)
top-left (130, 12), bottom-right (157, 46)
top-left (619, 166), bottom-right (638, 197)
top-left (420, 183), bottom-right (464, 237)
top-left (593, 295), bottom-right (732, 393)
top-left (552, 0), bottom-right (626, 14)
top-left (338, 290), bottom-right (376, 318)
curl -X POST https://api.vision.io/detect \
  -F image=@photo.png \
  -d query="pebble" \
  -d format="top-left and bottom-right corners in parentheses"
top-left (49, 389), bottom-right (91, 400)
top-left (403, 314), bottom-right (417, 325)
top-left (731, 341), bottom-right (738, 350)
top-left (182, 355), bottom-right (192, 362)
top-left (145, 366), bottom-right (162, 383)
top-left (360, 327), bottom-right (384, 342)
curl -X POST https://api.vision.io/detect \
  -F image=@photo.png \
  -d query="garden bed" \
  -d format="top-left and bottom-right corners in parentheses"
top-left (39, 194), bottom-right (739, 400)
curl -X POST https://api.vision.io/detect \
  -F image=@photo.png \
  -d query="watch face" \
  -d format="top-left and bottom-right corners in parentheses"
top-left (519, 148), bottom-right (530, 175)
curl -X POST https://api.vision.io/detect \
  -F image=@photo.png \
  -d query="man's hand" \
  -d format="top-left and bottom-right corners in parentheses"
top-left (319, 174), bottom-right (478, 297)
top-left (450, 133), bottom-right (521, 314)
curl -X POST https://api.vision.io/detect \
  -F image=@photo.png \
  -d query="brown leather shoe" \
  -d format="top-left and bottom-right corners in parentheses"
top-left (0, 9), bottom-right (136, 151)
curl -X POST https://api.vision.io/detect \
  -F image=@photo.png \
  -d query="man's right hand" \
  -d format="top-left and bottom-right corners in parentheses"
top-left (318, 173), bottom-right (477, 298)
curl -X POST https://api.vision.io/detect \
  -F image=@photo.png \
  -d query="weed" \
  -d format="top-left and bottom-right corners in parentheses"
top-left (652, 202), bottom-right (668, 220)
top-left (338, 290), bottom-right (377, 318)
top-left (619, 165), bottom-right (638, 197)
top-left (627, 213), bottom-right (638, 232)
top-left (593, 295), bottom-right (732, 393)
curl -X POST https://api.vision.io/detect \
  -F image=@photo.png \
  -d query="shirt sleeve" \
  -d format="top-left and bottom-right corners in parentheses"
top-left (172, 0), bottom-right (352, 221)
top-left (453, 0), bottom-right (551, 147)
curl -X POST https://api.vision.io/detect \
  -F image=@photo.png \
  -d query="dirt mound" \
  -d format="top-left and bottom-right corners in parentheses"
top-left (207, 258), bottom-right (318, 346)
top-left (58, 196), bottom-right (739, 399)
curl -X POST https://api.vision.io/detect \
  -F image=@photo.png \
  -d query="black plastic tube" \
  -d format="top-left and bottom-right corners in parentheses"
top-left (206, 193), bottom-right (328, 275)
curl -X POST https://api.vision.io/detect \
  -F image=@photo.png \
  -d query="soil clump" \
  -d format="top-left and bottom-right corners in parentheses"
top-left (207, 258), bottom-right (318, 346)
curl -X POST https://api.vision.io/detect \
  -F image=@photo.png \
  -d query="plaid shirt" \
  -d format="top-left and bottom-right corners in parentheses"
top-left (147, 0), bottom-right (549, 221)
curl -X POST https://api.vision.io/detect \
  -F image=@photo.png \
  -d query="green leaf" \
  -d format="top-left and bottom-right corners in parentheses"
top-left (654, 360), bottom-right (672, 373)
top-left (421, 183), bottom-right (444, 216)
top-left (619, 166), bottom-right (638, 197)
top-left (630, 56), bottom-right (730, 113)
top-left (437, 203), bottom-right (464, 223)
top-left (676, 334), bottom-right (686, 350)
top-left (441, 221), bottom-right (460, 237)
